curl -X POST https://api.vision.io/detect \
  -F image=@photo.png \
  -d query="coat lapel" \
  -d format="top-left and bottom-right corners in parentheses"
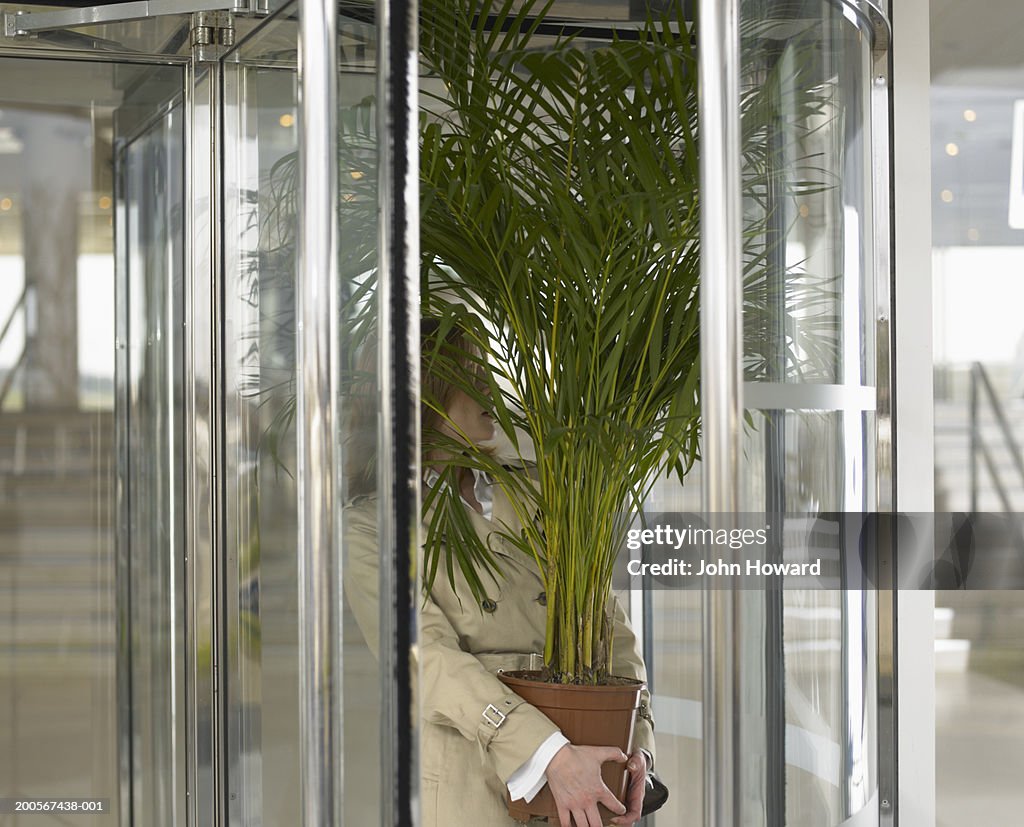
top-left (419, 463), bottom-right (546, 587)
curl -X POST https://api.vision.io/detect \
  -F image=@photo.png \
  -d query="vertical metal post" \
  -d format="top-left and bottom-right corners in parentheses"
top-left (297, 0), bottom-right (342, 823)
top-left (763, 48), bottom-right (788, 827)
top-left (697, 0), bottom-right (743, 825)
top-left (869, 1), bottom-right (897, 823)
top-left (378, 0), bottom-right (420, 824)
top-left (184, 62), bottom-right (221, 827)
top-left (113, 148), bottom-right (133, 827)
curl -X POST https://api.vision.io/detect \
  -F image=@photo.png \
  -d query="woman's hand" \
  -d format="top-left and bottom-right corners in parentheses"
top-left (545, 744), bottom-right (628, 827)
top-left (610, 750), bottom-right (650, 826)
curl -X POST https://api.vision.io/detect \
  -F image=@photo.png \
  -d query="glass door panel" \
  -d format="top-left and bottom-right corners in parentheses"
top-left (0, 56), bottom-right (123, 827)
top-left (1, 2), bottom-right (408, 822)
top-left (116, 75), bottom-right (187, 827)
top-left (649, 2), bottom-right (888, 825)
top-left (222, 9), bottom-right (302, 823)
top-left (222, 4), bottom-right (384, 823)
top-left (0, 52), bottom-right (183, 826)
top-left (737, 2), bottom-right (883, 825)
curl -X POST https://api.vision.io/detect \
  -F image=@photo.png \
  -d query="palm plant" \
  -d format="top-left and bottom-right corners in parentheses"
top-left (419, 0), bottom-right (703, 684)
top-left (252, 0), bottom-right (840, 686)
top-left (417, 0), bottom-right (840, 685)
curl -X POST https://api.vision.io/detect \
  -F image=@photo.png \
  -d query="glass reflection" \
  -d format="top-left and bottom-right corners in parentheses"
top-left (0, 55), bottom-right (183, 826)
top-left (647, 3), bottom-right (882, 825)
top-left (930, 19), bottom-right (1024, 822)
top-left (222, 3), bottom-right (382, 823)
top-left (121, 95), bottom-right (185, 827)
top-left (223, 12), bottom-right (302, 823)
top-left (738, 3), bottom-right (879, 825)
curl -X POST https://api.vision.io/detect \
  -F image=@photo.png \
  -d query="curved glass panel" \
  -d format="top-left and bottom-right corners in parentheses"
top-left (222, 3), bottom-right (385, 823)
top-left (223, 13), bottom-right (302, 820)
top-left (930, 7), bottom-right (1024, 821)
top-left (649, 3), bottom-right (882, 822)
top-left (739, 2), bottom-right (880, 825)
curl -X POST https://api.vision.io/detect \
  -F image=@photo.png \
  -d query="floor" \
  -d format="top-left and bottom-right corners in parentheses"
top-left (936, 667), bottom-right (1024, 827)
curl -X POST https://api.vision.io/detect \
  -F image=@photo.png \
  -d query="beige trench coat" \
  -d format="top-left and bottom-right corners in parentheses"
top-left (343, 474), bottom-right (655, 827)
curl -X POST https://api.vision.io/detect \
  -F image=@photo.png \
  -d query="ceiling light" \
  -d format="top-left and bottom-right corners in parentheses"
top-left (0, 197), bottom-right (11, 211)
top-left (945, 142), bottom-right (959, 157)
top-left (963, 109), bottom-right (977, 122)
top-left (798, 204), bottom-right (809, 218)
top-left (279, 113), bottom-right (295, 128)
top-left (98, 196), bottom-right (112, 210)
top-left (940, 189), bottom-right (954, 203)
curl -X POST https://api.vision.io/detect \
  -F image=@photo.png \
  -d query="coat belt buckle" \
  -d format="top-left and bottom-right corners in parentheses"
top-left (482, 703), bottom-right (507, 728)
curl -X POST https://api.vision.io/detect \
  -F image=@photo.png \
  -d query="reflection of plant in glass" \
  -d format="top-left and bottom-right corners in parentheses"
top-left (249, 93), bottom-right (380, 474)
top-left (741, 6), bottom-right (845, 384)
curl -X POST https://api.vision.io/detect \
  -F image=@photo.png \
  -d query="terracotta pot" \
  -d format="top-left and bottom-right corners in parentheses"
top-left (498, 669), bottom-right (643, 826)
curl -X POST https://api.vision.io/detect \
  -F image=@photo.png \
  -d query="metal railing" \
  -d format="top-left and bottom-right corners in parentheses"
top-left (968, 361), bottom-right (1024, 517)
top-left (0, 284), bottom-right (27, 409)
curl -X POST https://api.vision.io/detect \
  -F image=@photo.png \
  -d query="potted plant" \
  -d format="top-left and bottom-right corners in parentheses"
top-left (417, 0), bottom-right (700, 819)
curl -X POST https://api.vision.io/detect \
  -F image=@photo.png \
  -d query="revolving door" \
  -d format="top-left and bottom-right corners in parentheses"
top-left (0, 1), bottom-right (894, 825)
top-left (0, 2), bottom-right (414, 824)
top-left (649, 2), bottom-right (895, 826)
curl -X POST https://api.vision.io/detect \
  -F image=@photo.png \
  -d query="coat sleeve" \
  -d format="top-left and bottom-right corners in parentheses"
top-left (343, 497), bottom-right (559, 783)
top-left (419, 591), bottom-right (562, 784)
top-left (609, 593), bottom-right (656, 766)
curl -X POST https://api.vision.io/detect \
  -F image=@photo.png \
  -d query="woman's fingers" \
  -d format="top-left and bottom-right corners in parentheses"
top-left (584, 803), bottom-right (605, 827)
top-left (610, 752), bottom-right (648, 825)
top-left (546, 743), bottom-right (630, 825)
top-left (609, 780), bottom-right (643, 825)
top-left (597, 783), bottom-right (627, 816)
top-left (600, 747), bottom-right (629, 764)
top-left (593, 746), bottom-right (628, 820)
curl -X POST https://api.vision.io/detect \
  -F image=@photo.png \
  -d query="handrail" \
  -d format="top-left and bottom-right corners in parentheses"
top-left (0, 283), bottom-right (27, 350)
top-left (0, 284), bottom-right (28, 410)
top-left (969, 361), bottom-right (1024, 514)
top-left (0, 345), bottom-right (26, 409)
top-left (978, 440), bottom-right (1016, 514)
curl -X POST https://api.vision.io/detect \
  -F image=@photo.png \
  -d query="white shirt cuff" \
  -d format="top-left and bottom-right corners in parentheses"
top-left (506, 732), bottom-right (570, 803)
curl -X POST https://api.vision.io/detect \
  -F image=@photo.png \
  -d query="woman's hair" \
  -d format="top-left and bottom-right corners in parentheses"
top-left (419, 316), bottom-right (487, 436)
top-left (343, 316), bottom-right (487, 498)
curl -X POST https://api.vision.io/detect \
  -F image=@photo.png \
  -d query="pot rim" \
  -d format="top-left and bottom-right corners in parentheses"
top-left (497, 669), bottom-right (646, 693)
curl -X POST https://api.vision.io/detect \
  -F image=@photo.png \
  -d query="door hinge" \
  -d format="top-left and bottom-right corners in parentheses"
top-left (190, 10), bottom-right (234, 62)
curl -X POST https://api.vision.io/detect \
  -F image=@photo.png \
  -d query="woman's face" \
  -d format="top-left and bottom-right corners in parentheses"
top-left (441, 385), bottom-right (495, 445)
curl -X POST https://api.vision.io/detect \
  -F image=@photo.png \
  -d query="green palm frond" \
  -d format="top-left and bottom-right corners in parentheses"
top-left (418, 0), bottom-right (842, 682)
top-left (248, 0), bottom-right (843, 683)
top-left (418, 0), bottom-right (704, 682)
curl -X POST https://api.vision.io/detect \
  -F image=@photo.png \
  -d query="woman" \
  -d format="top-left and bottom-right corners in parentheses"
top-left (343, 321), bottom-right (655, 827)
